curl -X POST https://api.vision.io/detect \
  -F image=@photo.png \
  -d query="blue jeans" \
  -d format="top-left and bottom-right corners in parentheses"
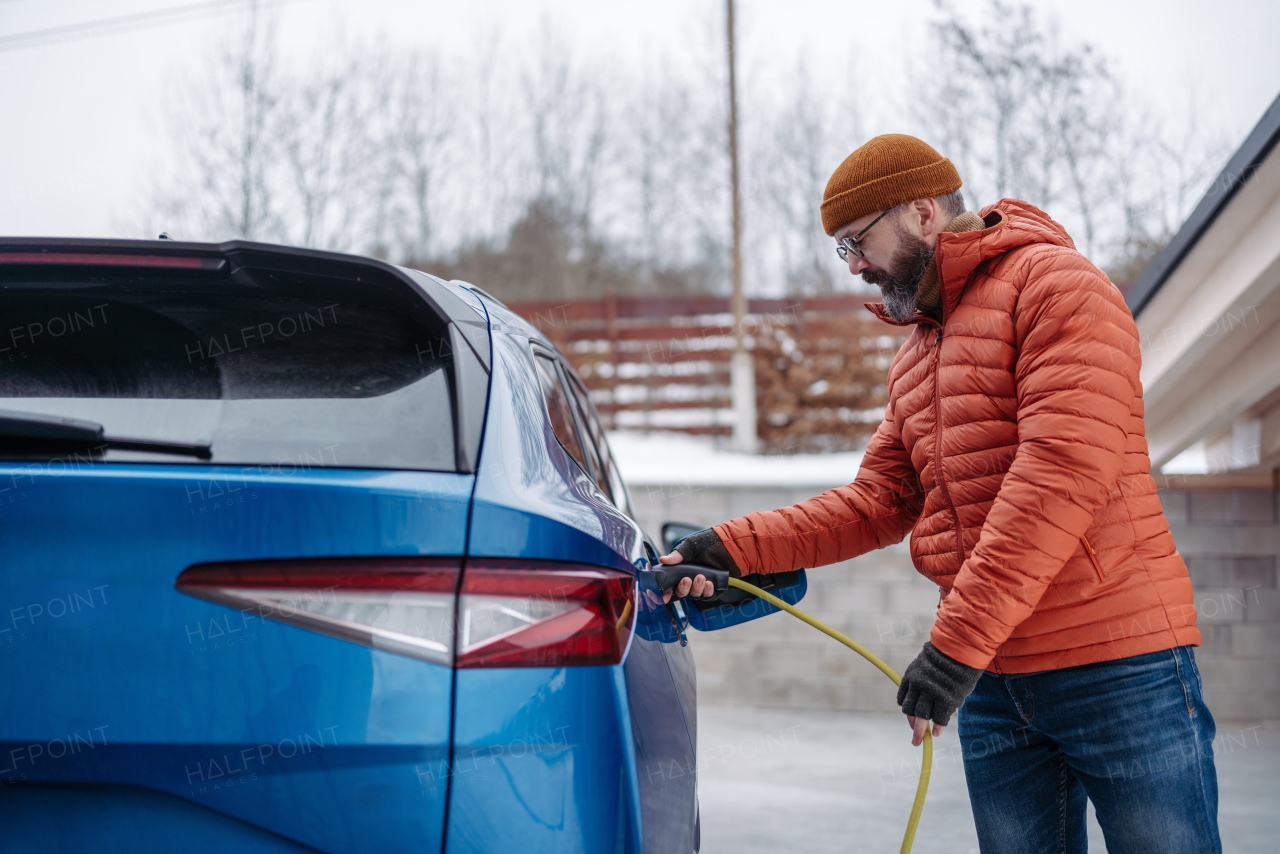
top-left (958, 646), bottom-right (1220, 853)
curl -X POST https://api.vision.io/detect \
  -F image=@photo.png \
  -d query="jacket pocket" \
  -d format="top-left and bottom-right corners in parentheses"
top-left (1081, 536), bottom-right (1104, 581)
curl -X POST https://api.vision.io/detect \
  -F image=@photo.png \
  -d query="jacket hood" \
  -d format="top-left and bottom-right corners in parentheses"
top-left (867, 198), bottom-right (1077, 326)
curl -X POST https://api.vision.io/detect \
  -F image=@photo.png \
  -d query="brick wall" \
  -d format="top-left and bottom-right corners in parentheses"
top-left (630, 482), bottom-right (1279, 722)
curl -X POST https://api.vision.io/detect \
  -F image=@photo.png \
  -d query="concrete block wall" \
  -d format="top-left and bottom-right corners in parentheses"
top-left (629, 479), bottom-right (1280, 721)
top-left (1161, 489), bottom-right (1280, 722)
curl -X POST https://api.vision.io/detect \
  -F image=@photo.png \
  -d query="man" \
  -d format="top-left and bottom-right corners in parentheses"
top-left (661, 134), bottom-right (1220, 853)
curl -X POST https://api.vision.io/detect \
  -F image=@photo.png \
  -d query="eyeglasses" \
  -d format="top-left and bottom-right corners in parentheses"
top-left (835, 209), bottom-right (893, 261)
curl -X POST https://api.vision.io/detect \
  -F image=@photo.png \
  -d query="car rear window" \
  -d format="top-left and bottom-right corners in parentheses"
top-left (0, 262), bottom-right (461, 471)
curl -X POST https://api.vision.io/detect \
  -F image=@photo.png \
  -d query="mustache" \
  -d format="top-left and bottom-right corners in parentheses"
top-left (861, 269), bottom-right (889, 286)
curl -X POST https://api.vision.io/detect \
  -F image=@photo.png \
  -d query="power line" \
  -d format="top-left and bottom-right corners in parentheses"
top-left (0, 0), bottom-right (311, 53)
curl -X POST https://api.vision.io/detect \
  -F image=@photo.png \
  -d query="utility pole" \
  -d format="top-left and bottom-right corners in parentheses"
top-left (726, 0), bottom-right (757, 453)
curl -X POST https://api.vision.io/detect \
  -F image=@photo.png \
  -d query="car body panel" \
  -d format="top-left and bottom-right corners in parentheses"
top-left (0, 785), bottom-right (325, 853)
top-left (445, 666), bottom-right (631, 854)
top-left (0, 465), bottom-right (470, 853)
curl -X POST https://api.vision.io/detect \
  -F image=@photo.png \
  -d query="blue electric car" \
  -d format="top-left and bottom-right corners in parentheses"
top-left (0, 238), bottom-right (806, 853)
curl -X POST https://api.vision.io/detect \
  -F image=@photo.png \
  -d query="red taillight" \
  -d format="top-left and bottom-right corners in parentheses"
top-left (175, 556), bottom-right (636, 669)
top-left (457, 560), bottom-right (634, 669)
top-left (175, 557), bottom-right (461, 665)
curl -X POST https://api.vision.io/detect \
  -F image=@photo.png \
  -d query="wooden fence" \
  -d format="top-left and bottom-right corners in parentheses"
top-left (505, 293), bottom-right (910, 453)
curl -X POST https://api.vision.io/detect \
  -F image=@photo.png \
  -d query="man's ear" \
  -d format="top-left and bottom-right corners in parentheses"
top-left (912, 198), bottom-right (942, 239)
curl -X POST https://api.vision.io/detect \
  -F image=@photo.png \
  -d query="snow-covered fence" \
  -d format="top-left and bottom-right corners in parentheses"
top-left (508, 294), bottom-right (909, 453)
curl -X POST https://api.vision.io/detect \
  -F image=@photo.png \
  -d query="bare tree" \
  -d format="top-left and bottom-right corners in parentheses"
top-left (276, 42), bottom-right (383, 251)
top-left (153, 6), bottom-right (284, 241)
top-left (914, 0), bottom-right (1225, 274)
top-left (139, 1), bottom-right (1224, 302)
top-left (523, 24), bottom-right (613, 238)
top-left (460, 24), bottom-right (517, 245)
top-left (626, 46), bottom-right (723, 293)
top-left (1146, 88), bottom-right (1231, 236)
top-left (1046, 58), bottom-right (1118, 257)
top-left (383, 50), bottom-right (455, 261)
top-left (760, 56), bottom-right (866, 295)
top-left (917, 1), bottom-right (1066, 207)
top-left (1105, 88), bottom-right (1229, 286)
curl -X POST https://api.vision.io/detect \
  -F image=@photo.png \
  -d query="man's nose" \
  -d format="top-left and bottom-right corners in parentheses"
top-left (847, 255), bottom-right (869, 276)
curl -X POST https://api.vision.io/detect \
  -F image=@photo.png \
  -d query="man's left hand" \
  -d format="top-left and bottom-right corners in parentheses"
top-left (907, 716), bottom-right (946, 747)
top-left (897, 641), bottom-right (983, 746)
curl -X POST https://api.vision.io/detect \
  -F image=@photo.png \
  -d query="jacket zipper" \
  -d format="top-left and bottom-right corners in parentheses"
top-left (927, 262), bottom-right (997, 671)
top-left (931, 328), bottom-right (966, 569)
top-left (1082, 536), bottom-right (1105, 581)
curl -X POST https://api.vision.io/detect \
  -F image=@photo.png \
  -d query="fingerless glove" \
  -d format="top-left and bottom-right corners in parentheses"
top-left (671, 528), bottom-right (741, 576)
top-left (896, 641), bottom-right (984, 726)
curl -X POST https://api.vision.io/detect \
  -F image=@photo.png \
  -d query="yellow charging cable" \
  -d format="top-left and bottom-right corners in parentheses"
top-left (726, 576), bottom-right (932, 854)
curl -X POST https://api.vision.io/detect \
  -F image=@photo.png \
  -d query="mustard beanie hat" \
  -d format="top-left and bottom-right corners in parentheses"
top-left (821, 134), bottom-right (962, 235)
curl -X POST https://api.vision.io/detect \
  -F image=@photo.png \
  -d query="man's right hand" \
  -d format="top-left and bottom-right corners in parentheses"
top-left (658, 528), bottom-right (740, 604)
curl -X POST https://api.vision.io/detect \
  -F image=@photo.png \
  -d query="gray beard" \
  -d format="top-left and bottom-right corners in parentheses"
top-left (880, 275), bottom-right (924, 322)
top-left (863, 228), bottom-right (935, 323)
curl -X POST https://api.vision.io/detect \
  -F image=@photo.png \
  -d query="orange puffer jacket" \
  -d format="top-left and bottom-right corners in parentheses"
top-left (715, 199), bottom-right (1200, 673)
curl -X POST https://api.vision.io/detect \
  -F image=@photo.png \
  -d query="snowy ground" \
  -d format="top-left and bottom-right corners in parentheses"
top-left (609, 428), bottom-right (1204, 485)
top-left (607, 430), bottom-right (864, 488)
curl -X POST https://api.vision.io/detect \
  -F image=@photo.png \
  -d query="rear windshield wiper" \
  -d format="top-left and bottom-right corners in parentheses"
top-left (0, 408), bottom-right (212, 460)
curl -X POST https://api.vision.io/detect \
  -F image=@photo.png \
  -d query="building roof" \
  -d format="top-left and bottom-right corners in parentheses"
top-left (1127, 91), bottom-right (1280, 317)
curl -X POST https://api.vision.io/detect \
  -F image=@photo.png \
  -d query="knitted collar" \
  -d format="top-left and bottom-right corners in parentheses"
top-left (914, 211), bottom-right (985, 321)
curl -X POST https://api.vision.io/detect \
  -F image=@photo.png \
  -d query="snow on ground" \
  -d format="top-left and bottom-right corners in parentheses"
top-left (607, 430), bottom-right (864, 488)
top-left (611, 429), bottom-right (1218, 485)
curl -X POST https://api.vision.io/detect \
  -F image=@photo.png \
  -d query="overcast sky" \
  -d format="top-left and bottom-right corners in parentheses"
top-left (3, 0), bottom-right (1279, 240)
